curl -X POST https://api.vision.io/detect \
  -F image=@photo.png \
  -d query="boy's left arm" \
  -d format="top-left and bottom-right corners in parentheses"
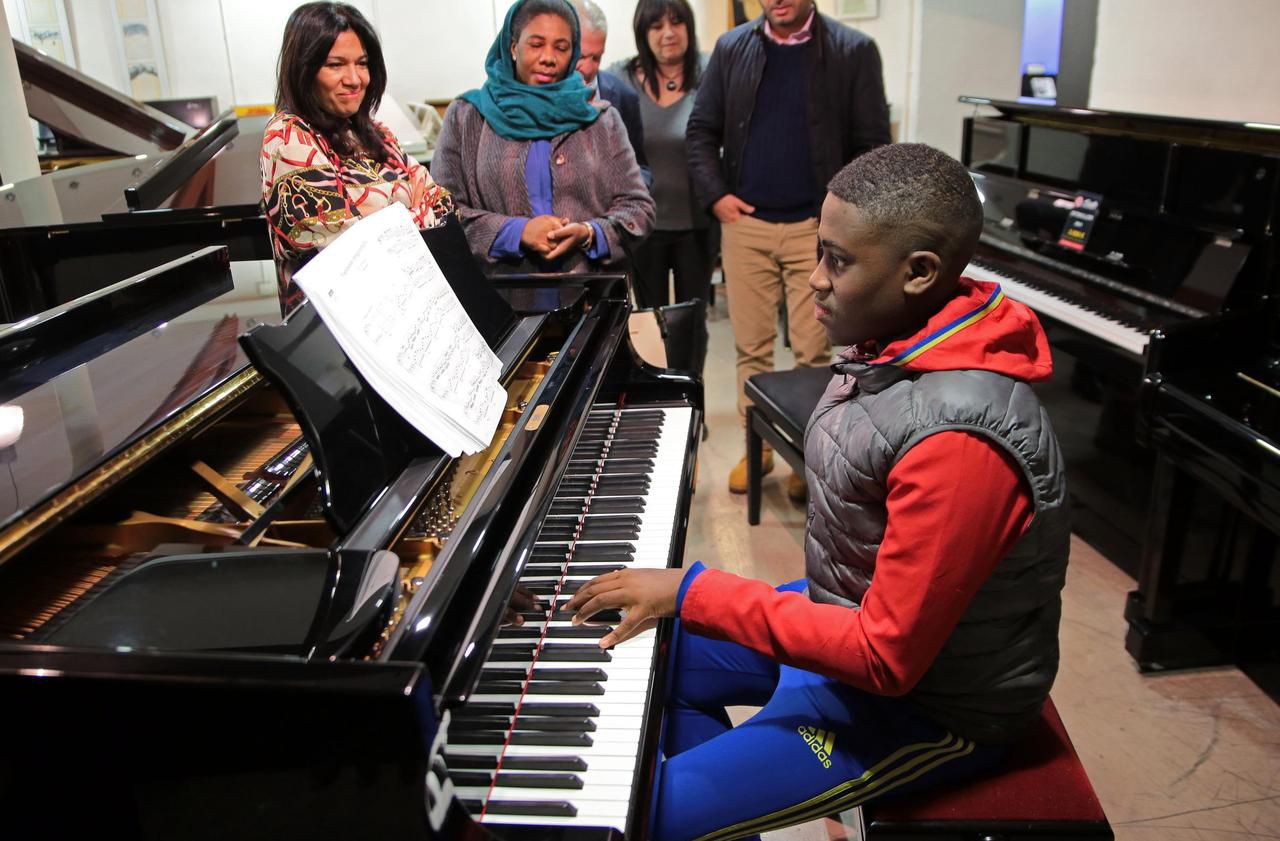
top-left (566, 431), bottom-right (1034, 696)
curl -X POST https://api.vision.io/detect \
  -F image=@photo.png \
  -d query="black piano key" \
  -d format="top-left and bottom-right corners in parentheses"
top-left (524, 681), bottom-right (605, 695)
top-left (498, 624), bottom-right (608, 641)
top-left (577, 523), bottom-right (641, 541)
top-left (539, 521), bottom-right (642, 541)
top-left (548, 609), bottom-right (623, 624)
top-left (449, 770), bottom-right (495, 788)
top-left (458, 702), bottom-right (517, 716)
top-left (459, 701), bottom-right (601, 718)
top-left (573, 442), bottom-right (659, 457)
top-left (565, 563), bottom-right (628, 576)
top-left (476, 800), bottom-right (578, 818)
top-left (445, 754), bottom-right (589, 772)
top-left (521, 564), bottom-right (571, 576)
top-left (496, 772), bottom-right (585, 789)
top-left (487, 645), bottom-right (537, 661)
top-left (479, 667), bottom-right (606, 683)
top-left (510, 731), bottom-right (593, 747)
top-left (499, 627), bottom-right (545, 640)
top-left (450, 730), bottom-right (593, 747)
top-left (546, 625), bottom-right (609, 640)
top-left (537, 645), bottom-right (612, 662)
top-left (531, 667), bottom-right (608, 682)
top-left (485, 643), bottom-right (612, 663)
top-left (557, 478), bottom-right (651, 496)
top-left (451, 730), bottom-right (514, 745)
top-left (521, 701), bottom-right (601, 716)
top-left (476, 679), bottom-right (606, 696)
top-left (550, 497), bottom-right (645, 515)
top-left (594, 478), bottom-right (651, 493)
top-left (519, 581), bottom-right (582, 597)
top-left (571, 457), bottom-right (655, 471)
top-left (452, 716), bottom-right (595, 733)
top-left (452, 771), bottom-right (585, 790)
top-left (532, 544), bottom-right (635, 562)
top-left (568, 543), bottom-right (635, 560)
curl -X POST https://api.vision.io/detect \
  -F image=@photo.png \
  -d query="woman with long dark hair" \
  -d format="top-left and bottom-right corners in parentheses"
top-left (431, 0), bottom-right (653, 274)
top-left (611, 0), bottom-right (710, 315)
top-left (261, 1), bottom-right (453, 313)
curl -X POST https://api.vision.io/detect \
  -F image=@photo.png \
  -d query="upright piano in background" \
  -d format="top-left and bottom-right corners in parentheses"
top-left (1, 39), bottom-right (269, 321)
top-left (0, 220), bottom-right (703, 838)
top-left (957, 97), bottom-right (1280, 686)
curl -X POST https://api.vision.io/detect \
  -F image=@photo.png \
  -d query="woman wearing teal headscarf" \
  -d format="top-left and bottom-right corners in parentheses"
top-left (432, 0), bottom-right (654, 272)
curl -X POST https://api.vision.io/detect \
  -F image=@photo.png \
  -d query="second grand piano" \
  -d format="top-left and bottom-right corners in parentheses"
top-left (0, 220), bottom-right (702, 839)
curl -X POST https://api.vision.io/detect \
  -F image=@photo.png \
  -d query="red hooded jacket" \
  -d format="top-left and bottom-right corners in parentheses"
top-left (678, 279), bottom-right (1054, 695)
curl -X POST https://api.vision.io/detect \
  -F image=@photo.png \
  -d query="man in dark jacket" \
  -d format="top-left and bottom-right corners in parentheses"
top-left (575, 0), bottom-right (651, 188)
top-left (686, 0), bottom-right (890, 496)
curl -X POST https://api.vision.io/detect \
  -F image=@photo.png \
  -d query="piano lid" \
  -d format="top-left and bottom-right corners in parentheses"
top-left (961, 95), bottom-right (1280, 315)
top-left (13, 38), bottom-right (189, 157)
top-left (960, 96), bottom-right (1280, 155)
top-left (0, 252), bottom-right (281, 532)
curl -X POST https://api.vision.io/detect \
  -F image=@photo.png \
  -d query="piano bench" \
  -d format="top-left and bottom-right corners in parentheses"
top-left (857, 698), bottom-right (1114, 840)
top-left (744, 367), bottom-right (831, 524)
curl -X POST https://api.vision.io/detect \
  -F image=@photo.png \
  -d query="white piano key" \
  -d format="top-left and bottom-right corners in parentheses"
top-left (452, 406), bottom-right (694, 831)
top-left (964, 262), bottom-right (1148, 356)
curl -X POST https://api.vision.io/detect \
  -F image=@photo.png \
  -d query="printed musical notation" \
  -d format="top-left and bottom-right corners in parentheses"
top-left (294, 203), bottom-right (505, 456)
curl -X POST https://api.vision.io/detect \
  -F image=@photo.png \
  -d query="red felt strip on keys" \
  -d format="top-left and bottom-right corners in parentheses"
top-left (479, 403), bottom-right (623, 817)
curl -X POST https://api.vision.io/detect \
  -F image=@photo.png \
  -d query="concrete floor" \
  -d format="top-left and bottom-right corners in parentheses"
top-left (678, 288), bottom-right (1280, 841)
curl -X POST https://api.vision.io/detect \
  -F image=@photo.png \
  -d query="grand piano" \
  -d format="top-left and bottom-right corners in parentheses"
top-left (0, 219), bottom-right (703, 838)
top-left (957, 96), bottom-right (1280, 571)
top-left (1, 40), bottom-right (270, 322)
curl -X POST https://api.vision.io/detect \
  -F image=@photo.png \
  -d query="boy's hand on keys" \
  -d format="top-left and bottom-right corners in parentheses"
top-left (564, 568), bottom-right (685, 648)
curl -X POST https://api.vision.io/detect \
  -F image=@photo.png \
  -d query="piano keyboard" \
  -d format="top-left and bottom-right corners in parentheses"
top-left (964, 260), bottom-right (1151, 357)
top-left (446, 403), bottom-right (693, 831)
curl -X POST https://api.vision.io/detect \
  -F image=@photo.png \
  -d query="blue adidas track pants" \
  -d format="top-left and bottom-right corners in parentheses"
top-left (650, 580), bottom-right (1006, 841)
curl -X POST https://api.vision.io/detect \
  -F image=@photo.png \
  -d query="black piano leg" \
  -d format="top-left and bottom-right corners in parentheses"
top-left (747, 408), bottom-right (763, 526)
top-left (1126, 453), bottom-right (1203, 669)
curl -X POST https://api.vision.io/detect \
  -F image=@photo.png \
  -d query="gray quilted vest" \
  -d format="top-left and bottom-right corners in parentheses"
top-left (804, 359), bottom-right (1070, 743)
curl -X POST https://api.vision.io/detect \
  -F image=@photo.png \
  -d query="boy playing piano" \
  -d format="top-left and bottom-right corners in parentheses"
top-left (565, 143), bottom-right (1070, 840)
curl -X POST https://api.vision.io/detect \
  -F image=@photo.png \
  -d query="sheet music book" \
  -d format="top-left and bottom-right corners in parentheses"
top-left (293, 203), bottom-right (506, 457)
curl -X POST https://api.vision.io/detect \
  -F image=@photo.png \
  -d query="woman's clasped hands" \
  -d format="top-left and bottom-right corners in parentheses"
top-left (520, 215), bottom-right (594, 260)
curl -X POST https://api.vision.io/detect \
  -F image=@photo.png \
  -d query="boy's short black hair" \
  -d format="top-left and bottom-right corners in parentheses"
top-left (827, 143), bottom-right (983, 275)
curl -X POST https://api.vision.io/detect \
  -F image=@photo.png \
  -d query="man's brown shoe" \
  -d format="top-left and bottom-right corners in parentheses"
top-left (728, 448), bottom-right (773, 494)
top-left (787, 472), bottom-right (807, 503)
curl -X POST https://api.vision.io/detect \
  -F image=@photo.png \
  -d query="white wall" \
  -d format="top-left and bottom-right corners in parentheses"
top-left (840, 2), bottom-right (913, 140)
top-left (63, 0), bottom-right (124, 92)
top-left (153, 0), bottom-right (234, 110)
top-left (908, 0), bottom-right (1024, 157)
top-left (5, 0), bottom-right (723, 111)
top-left (1090, 0), bottom-right (1280, 123)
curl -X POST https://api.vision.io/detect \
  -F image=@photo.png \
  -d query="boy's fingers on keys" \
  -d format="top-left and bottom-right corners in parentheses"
top-left (600, 615), bottom-right (657, 649)
top-left (568, 590), bottom-right (624, 625)
top-left (562, 571), bottom-right (623, 614)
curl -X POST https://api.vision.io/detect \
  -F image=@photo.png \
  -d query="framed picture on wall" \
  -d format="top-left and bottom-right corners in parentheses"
top-left (835, 0), bottom-right (879, 20)
top-left (111, 0), bottom-right (168, 101)
top-left (11, 0), bottom-right (76, 66)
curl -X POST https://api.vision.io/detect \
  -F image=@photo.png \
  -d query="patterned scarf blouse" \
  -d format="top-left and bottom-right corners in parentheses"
top-left (260, 111), bottom-right (454, 312)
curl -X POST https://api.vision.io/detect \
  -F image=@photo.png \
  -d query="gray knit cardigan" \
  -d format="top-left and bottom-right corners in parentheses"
top-left (431, 99), bottom-right (655, 273)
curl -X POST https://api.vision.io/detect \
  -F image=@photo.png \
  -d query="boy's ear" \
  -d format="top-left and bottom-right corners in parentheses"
top-left (903, 250), bottom-right (943, 297)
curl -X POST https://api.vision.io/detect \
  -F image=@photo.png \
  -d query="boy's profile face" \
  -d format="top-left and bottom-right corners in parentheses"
top-left (811, 193), bottom-right (918, 348)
